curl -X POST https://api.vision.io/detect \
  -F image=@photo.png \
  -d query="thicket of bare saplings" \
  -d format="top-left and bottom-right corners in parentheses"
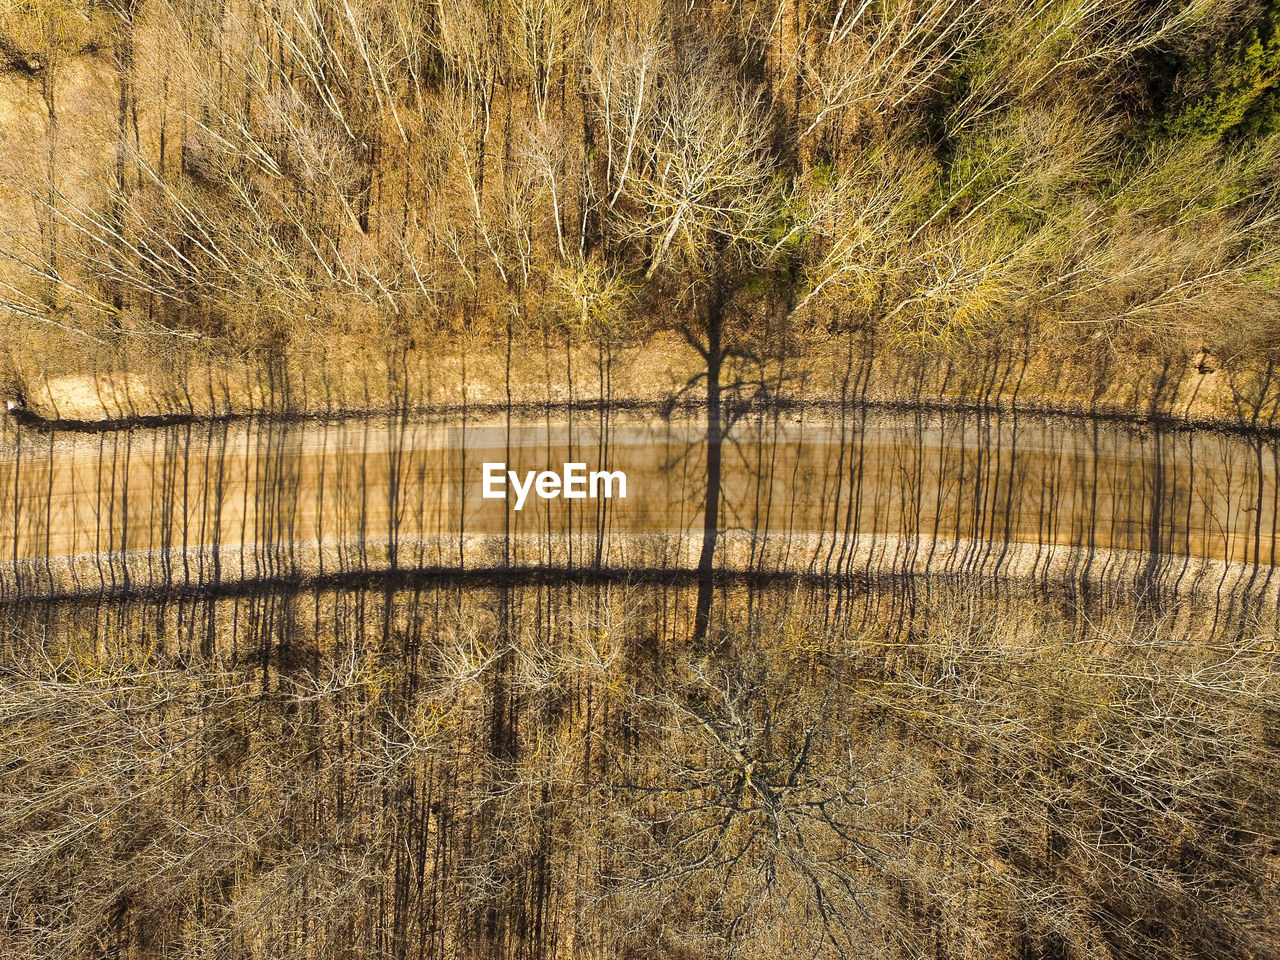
top-left (3, 0), bottom-right (1280, 416)
top-left (1, 584), bottom-right (1277, 959)
top-left (4, 2), bottom-right (1280, 958)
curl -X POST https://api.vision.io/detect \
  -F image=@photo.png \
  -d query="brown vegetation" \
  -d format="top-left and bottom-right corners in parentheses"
top-left (3, 3), bottom-right (1280, 957)
top-left (2, 0), bottom-right (1280, 421)
top-left (1, 585), bottom-right (1277, 958)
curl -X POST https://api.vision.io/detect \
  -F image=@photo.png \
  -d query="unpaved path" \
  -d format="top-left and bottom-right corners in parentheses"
top-left (1, 408), bottom-right (1276, 601)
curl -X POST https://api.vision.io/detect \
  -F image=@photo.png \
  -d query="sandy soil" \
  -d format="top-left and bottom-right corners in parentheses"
top-left (2, 409), bottom-right (1275, 613)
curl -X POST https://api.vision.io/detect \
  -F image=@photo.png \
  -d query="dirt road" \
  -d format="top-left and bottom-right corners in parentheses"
top-left (1, 407), bottom-right (1276, 600)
